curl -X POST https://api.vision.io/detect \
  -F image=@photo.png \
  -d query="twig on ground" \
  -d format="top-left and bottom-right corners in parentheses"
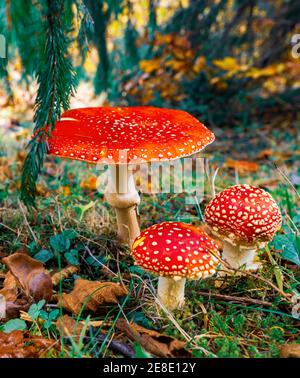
top-left (274, 163), bottom-right (300, 199)
top-left (212, 250), bottom-right (292, 302)
top-left (197, 290), bottom-right (273, 307)
top-left (84, 245), bottom-right (118, 278)
top-left (18, 199), bottom-right (38, 243)
top-left (85, 331), bottom-right (136, 358)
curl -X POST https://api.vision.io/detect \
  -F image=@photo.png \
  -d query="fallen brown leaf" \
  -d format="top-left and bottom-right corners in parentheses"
top-left (2, 252), bottom-right (53, 302)
top-left (51, 265), bottom-right (79, 286)
top-left (0, 271), bottom-right (18, 301)
top-left (280, 344), bottom-right (300, 358)
top-left (116, 318), bottom-right (191, 358)
top-left (60, 279), bottom-right (127, 315)
top-left (225, 159), bottom-right (258, 172)
top-left (0, 330), bottom-right (58, 358)
top-left (55, 314), bottom-right (107, 339)
top-left (0, 157), bottom-right (13, 181)
top-left (56, 315), bottom-right (84, 339)
top-left (0, 271), bottom-right (30, 320)
top-left (56, 315), bottom-right (135, 357)
top-left (80, 176), bottom-right (98, 191)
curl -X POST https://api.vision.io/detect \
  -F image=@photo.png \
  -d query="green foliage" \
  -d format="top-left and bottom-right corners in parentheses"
top-left (214, 337), bottom-right (241, 358)
top-left (50, 233), bottom-right (72, 253)
top-left (34, 249), bottom-right (54, 263)
top-left (65, 249), bottom-right (80, 265)
top-left (20, 0), bottom-right (77, 208)
top-left (148, 0), bottom-right (157, 40)
top-left (124, 18), bottom-right (140, 68)
top-left (134, 343), bottom-right (153, 358)
top-left (271, 234), bottom-right (300, 266)
top-left (28, 300), bottom-right (46, 321)
top-left (49, 229), bottom-right (81, 265)
top-left (85, 0), bottom-right (124, 93)
top-left (0, 0), bottom-right (299, 359)
top-left (128, 311), bottom-right (154, 330)
top-left (75, 0), bottom-right (94, 62)
top-left (0, 1), bottom-right (11, 96)
top-left (3, 319), bottom-right (27, 333)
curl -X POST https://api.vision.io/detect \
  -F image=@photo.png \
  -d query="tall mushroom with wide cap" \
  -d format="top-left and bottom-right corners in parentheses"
top-left (131, 221), bottom-right (220, 311)
top-left (47, 106), bottom-right (214, 245)
top-left (204, 185), bottom-right (282, 272)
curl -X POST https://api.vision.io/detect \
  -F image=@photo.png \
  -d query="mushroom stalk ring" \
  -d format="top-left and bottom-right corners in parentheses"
top-left (105, 164), bottom-right (140, 246)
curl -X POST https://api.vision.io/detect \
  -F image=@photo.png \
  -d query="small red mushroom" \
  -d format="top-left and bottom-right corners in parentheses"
top-left (204, 185), bottom-right (282, 272)
top-left (131, 221), bottom-right (220, 310)
top-left (47, 106), bottom-right (214, 246)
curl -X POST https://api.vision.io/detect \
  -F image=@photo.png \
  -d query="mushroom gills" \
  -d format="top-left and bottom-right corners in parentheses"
top-left (157, 276), bottom-right (186, 311)
top-left (221, 240), bottom-right (261, 273)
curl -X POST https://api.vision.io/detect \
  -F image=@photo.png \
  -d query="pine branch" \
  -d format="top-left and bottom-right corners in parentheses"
top-left (20, 0), bottom-right (77, 208)
top-left (75, 0), bottom-right (94, 63)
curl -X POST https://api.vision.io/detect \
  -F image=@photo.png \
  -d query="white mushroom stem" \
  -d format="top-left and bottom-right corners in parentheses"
top-left (157, 276), bottom-right (186, 311)
top-left (105, 164), bottom-right (140, 246)
top-left (221, 240), bottom-right (261, 273)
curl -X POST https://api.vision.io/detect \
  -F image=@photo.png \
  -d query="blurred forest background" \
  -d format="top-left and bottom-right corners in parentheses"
top-left (1, 0), bottom-right (300, 125)
top-left (1, 0), bottom-right (299, 206)
top-left (0, 0), bottom-right (299, 359)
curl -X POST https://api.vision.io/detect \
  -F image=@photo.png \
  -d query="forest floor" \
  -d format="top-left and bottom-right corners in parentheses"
top-left (0, 88), bottom-right (299, 358)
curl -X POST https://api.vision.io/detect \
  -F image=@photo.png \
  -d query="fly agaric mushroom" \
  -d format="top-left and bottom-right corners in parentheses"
top-left (204, 185), bottom-right (282, 272)
top-left (47, 107), bottom-right (214, 245)
top-left (131, 221), bottom-right (220, 311)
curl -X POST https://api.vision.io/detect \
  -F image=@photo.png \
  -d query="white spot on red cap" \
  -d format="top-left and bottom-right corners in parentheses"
top-left (205, 185), bottom-right (282, 246)
top-left (132, 222), bottom-right (220, 280)
top-left (47, 107), bottom-right (215, 164)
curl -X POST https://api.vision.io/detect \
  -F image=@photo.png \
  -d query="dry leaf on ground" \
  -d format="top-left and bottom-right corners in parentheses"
top-left (280, 344), bottom-right (300, 358)
top-left (116, 318), bottom-right (191, 358)
top-left (80, 176), bottom-right (98, 190)
top-left (59, 279), bottom-right (127, 315)
top-left (3, 252), bottom-right (53, 302)
top-left (0, 330), bottom-right (58, 358)
top-left (51, 265), bottom-right (79, 286)
top-left (56, 315), bottom-right (85, 340)
top-left (55, 314), bottom-right (105, 337)
top-left (225, 159), bottom-right (258, 173)
top-left (0, 271), bottom-right (30, 320)
top-left (56, 315), bottom-right (134, 357)
top-left (0, 271), bottom-right (18, 301)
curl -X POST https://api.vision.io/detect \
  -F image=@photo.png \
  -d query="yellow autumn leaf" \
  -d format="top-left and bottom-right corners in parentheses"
top-left (225, 159), bottom-right (259, 172)
top-left (210, 77), bottom-right (228, 90)
top-left (173, 35), bottom-right (190, 48)
top-left (80, 176), bottom-right (98, 190)
top-left (59, 186), bottom-right (71, 197)
top-left (213, 57), bottom-right (243, 72)
top-left (193, 56), bottom-right (206, 73)
top-left (263, 76), bottom-right (286, 94)
top-left (155, 32), bottom-right (173, 45)
top-left (14, 128), bottom-right (29, 141)
top-left (83, 51), bottom-right (97, 74)
top-left (139, 59), bottom-right (161, 74)
top-left (165, 59), bottom-right (186, 71)
top-left (246, 64), bottom-right (284, 79)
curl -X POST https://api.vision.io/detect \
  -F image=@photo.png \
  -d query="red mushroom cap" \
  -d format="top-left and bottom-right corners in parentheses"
top-left (205, 185), bottom-right (282, 246)
top-left (47, 106), bottom-right (214, 164)
top-left (131, 221), bottom-right (220, 279)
